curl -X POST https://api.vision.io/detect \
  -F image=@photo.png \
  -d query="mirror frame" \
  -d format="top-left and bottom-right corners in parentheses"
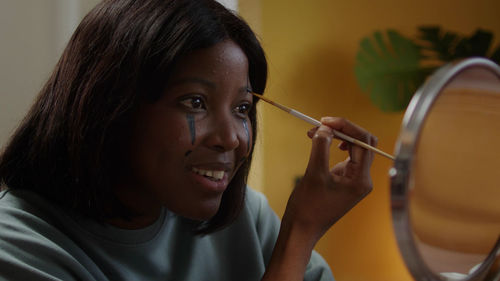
top-left (390, 57), bottom-right (500, 281)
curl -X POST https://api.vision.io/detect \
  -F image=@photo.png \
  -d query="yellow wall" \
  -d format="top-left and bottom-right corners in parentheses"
top-left (240, 0), bottom-right (500, 280)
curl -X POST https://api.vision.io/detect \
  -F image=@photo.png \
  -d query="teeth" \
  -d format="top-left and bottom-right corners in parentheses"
top-left (192, 167), bottom-right (225, 180)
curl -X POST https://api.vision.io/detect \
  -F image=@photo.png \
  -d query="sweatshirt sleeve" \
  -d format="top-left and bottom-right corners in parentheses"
top-left (0, 192), bottom-right (99, 281)
top-left (245, 187), bottom-right (336, 281)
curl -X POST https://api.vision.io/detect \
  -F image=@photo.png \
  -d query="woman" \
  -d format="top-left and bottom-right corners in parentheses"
top-left (0, 0), bottom-right (376, 280)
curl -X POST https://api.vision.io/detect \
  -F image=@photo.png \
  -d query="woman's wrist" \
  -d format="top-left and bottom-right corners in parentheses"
top-left (262, 215), bottom-right (320, 281)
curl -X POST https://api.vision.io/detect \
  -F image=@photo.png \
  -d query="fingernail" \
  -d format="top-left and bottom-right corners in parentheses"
top-left (315, 125), bottom-right (333, 138)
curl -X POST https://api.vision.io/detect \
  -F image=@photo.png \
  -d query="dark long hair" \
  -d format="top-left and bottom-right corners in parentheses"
top-left (0, 0), bottom-right (267, 233)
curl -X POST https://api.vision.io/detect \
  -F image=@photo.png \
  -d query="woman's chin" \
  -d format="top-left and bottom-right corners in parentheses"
top-left (179, 202), bottom-right (221, 221)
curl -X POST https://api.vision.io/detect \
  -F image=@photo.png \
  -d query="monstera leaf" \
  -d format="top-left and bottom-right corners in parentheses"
top-left (355, 27), bottom-right (500, 112)
top-left (418, 26), bottom-right (500, 63)
top-left (355, 30), bottom-right (429, 112)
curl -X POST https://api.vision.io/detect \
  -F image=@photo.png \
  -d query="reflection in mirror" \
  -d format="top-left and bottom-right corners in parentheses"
top-left (410, 65), bottom-right (500, 277)
top-left (392, 58), bottom-right (500, 281)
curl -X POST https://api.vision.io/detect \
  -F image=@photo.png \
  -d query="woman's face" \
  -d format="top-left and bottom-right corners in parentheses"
top-left (117, 40), bottom-right (253, 225)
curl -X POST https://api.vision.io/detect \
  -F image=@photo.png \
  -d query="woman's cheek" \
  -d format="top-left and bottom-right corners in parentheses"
top-left (164, 114), bottom-right (196, 155)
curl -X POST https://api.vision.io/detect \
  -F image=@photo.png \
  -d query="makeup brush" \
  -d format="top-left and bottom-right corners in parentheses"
top-left (252, 92), bottom-right (395, 160)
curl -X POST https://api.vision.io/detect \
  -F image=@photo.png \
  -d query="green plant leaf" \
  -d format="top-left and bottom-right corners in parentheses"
top-left (418, 26), bottom-right (498, 61)
top-left (418, 26), bottom-right (459, 61)
top-left (455, 29), bottom-right (493, 58)
top-left (355, 30), bottom-right (427, 112)
top-left (491, 45), bottom-right (500, 63)
top-left (355, 26), bottom-right (499, 113)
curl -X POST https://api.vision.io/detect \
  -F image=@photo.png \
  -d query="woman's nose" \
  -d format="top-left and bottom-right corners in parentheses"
top-left (203, 113), bottom-right (240, 152)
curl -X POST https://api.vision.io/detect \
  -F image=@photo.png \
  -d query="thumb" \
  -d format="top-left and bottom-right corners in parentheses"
top-left (306, 125), bottom-right (333, 174)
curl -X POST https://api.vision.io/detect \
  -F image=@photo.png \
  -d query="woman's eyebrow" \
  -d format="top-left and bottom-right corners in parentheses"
top-left (170, 77), bottom-right (216, 89)
top-left (239, 86), bottom-right (252, 95)
top-left (170, 78), bottom-right (250, 96)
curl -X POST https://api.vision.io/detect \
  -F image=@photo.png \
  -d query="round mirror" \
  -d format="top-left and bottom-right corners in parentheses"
top-left (391, 58), bottom-right (500, 281)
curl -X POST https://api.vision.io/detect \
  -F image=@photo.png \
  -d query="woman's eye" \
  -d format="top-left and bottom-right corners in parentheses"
top-left (179, 96), bottom-right (206, 111)
top-left (235, 103), bottom-right (252, 116)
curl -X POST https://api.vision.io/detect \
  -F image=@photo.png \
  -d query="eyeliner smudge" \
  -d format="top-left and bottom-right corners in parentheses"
top-left (242, 119), bottom-right (250, 152)
top-left (187, 114), bottom-right (196, 145)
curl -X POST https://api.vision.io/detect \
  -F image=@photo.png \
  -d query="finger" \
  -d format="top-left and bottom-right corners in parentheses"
top-left (321, 117), bottom-right (371, 165)
top-left (349, 137), bottom-right (373, 170)
top-left (330, 157), bottom-right (349, 176)
top-left (307, 127), bottom-right (319, 139)
top-left (338, 141), bottom-right (349, 151)
top-left (306, 125), bottom-right (333, 174)
top-left (320, 117), bottom-right (371, 143)
top-left (367, 135), bottom-right (378, 164)
top-left (371, 135), bottom-right (378, 147)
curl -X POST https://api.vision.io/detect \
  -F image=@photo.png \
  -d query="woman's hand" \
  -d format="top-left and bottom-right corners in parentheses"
top-left (284, 116), bottom-right (376, 240)
top-left (262, 117), bottom-right (377, 281)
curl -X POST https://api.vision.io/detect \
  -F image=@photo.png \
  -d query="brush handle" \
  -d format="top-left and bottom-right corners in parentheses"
top-left (289, 109), bottom-right (322, 127)
top-left (252, 92), bottom-right (394, 160)
top-left (290, 110), bottom-right (394, 160)
top-left (334, 130), bottom-right (395, 160)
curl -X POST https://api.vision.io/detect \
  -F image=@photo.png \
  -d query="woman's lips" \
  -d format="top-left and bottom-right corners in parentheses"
top-left (188, 163), bottom-right (233, 193)
top-left (192, 167), bottom-right (225, 180)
